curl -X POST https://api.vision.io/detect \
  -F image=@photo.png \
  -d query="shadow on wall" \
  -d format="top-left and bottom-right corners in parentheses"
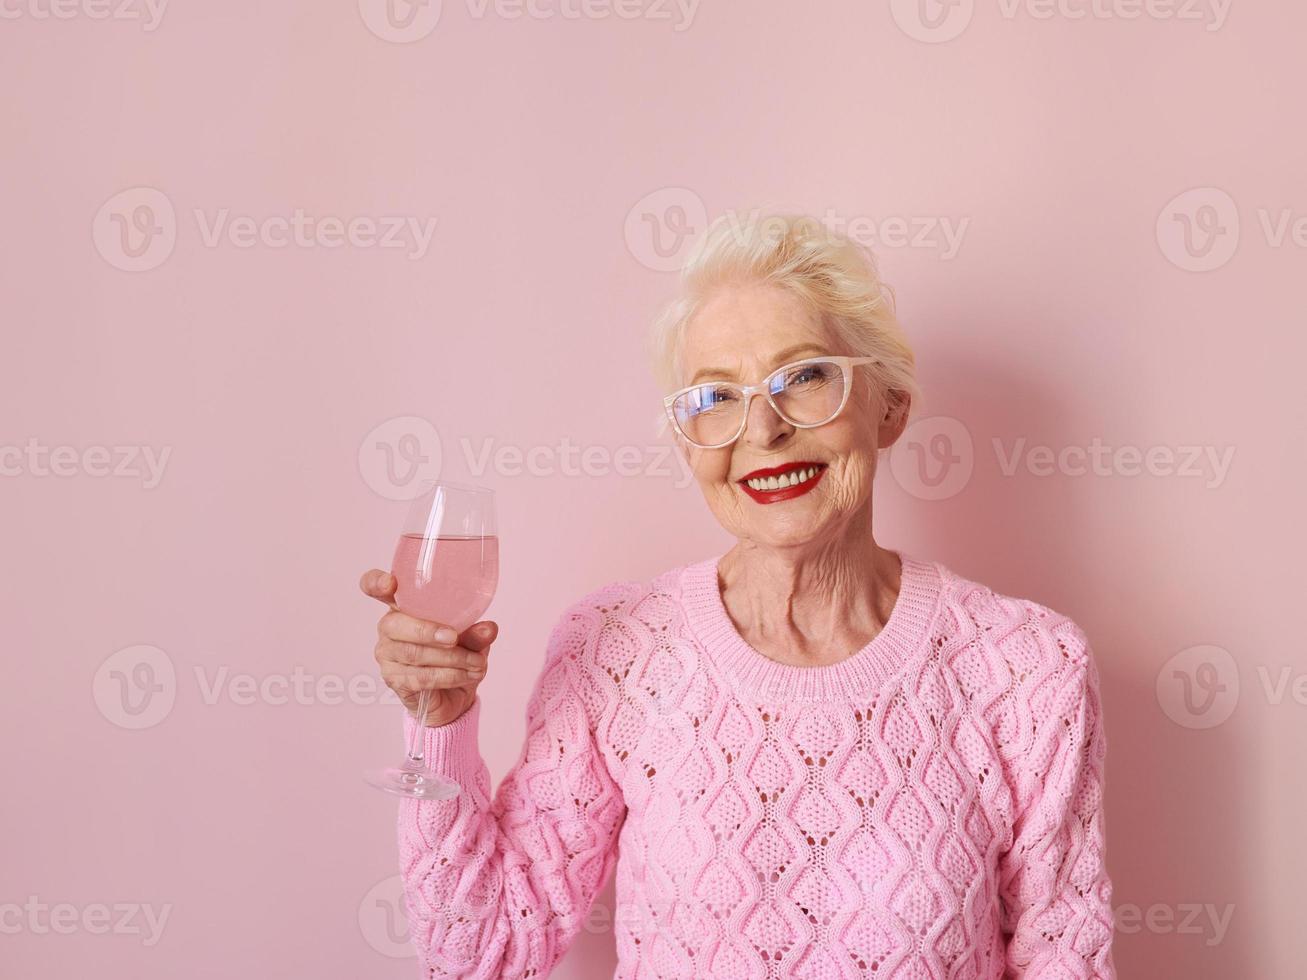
top-left (894, 334), bottom-right (1253, 977)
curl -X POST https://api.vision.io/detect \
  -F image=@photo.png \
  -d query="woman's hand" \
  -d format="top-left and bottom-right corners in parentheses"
top-left (360, 569), bottom-right (499, 727)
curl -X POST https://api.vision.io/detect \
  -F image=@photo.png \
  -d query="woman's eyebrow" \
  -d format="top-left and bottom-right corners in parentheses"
top-left (689, 344), bottom-right (829, 385)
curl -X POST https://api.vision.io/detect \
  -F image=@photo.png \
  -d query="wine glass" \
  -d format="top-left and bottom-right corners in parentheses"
top-left (364, 481), bottom-right (499, 799)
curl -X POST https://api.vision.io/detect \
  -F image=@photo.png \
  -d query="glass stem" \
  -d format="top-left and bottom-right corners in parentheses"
top-left (406, 689), bottom-right (430, 767)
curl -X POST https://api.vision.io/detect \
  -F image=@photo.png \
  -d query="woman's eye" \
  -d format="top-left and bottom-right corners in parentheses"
top-left (683, 386), bottom-right (736, 416)
top-left (785, 367), bottom-right (823, 387)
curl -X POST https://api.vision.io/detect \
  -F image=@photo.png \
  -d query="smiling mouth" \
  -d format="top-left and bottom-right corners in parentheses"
top-left (741, 464), bottom-right (823, 491)
top-left (736, 461), bottom-right (828, 503)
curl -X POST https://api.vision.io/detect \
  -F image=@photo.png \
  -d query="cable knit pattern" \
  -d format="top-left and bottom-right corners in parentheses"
top-left (397, 551), bottom-right (1117, 979)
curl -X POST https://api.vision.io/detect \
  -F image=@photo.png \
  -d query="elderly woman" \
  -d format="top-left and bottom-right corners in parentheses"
top-left (360, 214), bottom-right (1117, 979)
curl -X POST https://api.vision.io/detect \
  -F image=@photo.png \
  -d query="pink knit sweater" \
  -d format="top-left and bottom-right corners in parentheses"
top-left (398, 551), bottom-right (1117, 979)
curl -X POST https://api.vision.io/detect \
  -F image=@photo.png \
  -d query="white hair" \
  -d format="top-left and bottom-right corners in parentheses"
top-left (648, 211), bottom-right (922, 433)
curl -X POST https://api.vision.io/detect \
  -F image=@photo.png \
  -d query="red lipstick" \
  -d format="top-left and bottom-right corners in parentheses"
top-left (736, 461), bottom-right (827, 505)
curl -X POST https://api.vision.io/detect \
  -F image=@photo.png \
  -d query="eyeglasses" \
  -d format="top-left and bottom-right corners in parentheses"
top-left (663, 355), bottom-right (879, 449)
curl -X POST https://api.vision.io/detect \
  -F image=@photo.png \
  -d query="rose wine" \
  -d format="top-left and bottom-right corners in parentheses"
top-left (366, 483), bottom-right (498, 800)
top-left (391, 533), bottom-right (499, 631)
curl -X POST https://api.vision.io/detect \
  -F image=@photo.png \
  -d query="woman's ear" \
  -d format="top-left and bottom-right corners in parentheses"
top-left (877, 389), bottom-right (911, 448)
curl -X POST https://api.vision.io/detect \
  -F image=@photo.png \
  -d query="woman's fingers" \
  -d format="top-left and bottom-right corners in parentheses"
top-left (360, 569), bottom-right (397, 605)
top-left (378, 639), bottom-right (487, 672)
top-left (458, 620), bottom-right (499, 653)
top-left (378, 609), bottom-right (459, 646)
top-left (383, 663), bottom-right (484, 691)
top-left (364, 566), bottom-right (496, 729)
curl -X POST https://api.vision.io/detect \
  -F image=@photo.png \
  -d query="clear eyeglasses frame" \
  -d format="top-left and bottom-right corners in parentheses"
top-left (662, 355), bottom-right (879, 450)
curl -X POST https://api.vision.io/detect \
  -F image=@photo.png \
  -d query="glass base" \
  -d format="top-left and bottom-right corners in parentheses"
top-left (363, 763), bottom-right (460, 800)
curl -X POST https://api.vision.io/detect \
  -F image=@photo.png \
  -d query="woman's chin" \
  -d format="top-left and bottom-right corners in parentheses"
top-left (742, 514), bottom-right (832, 550)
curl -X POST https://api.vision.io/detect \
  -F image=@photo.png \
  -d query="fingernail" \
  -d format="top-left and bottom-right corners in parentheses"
top-left (468, 668), bottom-right (485, 678)
top-left (435, 628), bottom-right (457, 645)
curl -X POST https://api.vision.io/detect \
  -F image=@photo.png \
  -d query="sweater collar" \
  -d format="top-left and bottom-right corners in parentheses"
top-left (678, 549), bottom-right (943, 702)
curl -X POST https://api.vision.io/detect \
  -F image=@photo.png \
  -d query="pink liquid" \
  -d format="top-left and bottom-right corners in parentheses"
top-left (391, 534), bottom-right (499, 631)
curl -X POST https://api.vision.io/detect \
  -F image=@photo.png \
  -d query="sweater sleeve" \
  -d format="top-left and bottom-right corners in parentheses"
top-left (997, 621), bottom-right (1117, 979)
top-left (395, 602), bottom-right (626, 978)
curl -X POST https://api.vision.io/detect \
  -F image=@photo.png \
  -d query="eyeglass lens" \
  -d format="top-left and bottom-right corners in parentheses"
top-left (671, 360), bottom-right (849, 447)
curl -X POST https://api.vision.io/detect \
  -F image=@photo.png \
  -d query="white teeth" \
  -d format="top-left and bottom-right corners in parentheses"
top-left (745, 466), bottom-right (821, 492)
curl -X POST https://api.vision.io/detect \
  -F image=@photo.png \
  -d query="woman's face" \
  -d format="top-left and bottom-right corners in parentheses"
top-left (676, 281), bottom-right (906, 552)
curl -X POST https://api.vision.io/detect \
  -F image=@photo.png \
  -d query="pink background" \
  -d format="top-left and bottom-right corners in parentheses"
top-left (3, 1), bottom-right (1304, 976)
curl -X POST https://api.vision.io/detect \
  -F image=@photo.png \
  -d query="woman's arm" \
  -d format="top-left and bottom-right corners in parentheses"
top-left (397, 603), bottom-right (625, 978)
top-left (997, 619), bottom-right (1117, 979)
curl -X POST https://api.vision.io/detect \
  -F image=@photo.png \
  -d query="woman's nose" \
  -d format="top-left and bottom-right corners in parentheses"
top-left (740, 392), bottom-right (793, 449)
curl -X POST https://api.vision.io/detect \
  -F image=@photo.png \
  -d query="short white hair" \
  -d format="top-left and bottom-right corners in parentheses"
top-left (648, 211), bottom-right (921, 431)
